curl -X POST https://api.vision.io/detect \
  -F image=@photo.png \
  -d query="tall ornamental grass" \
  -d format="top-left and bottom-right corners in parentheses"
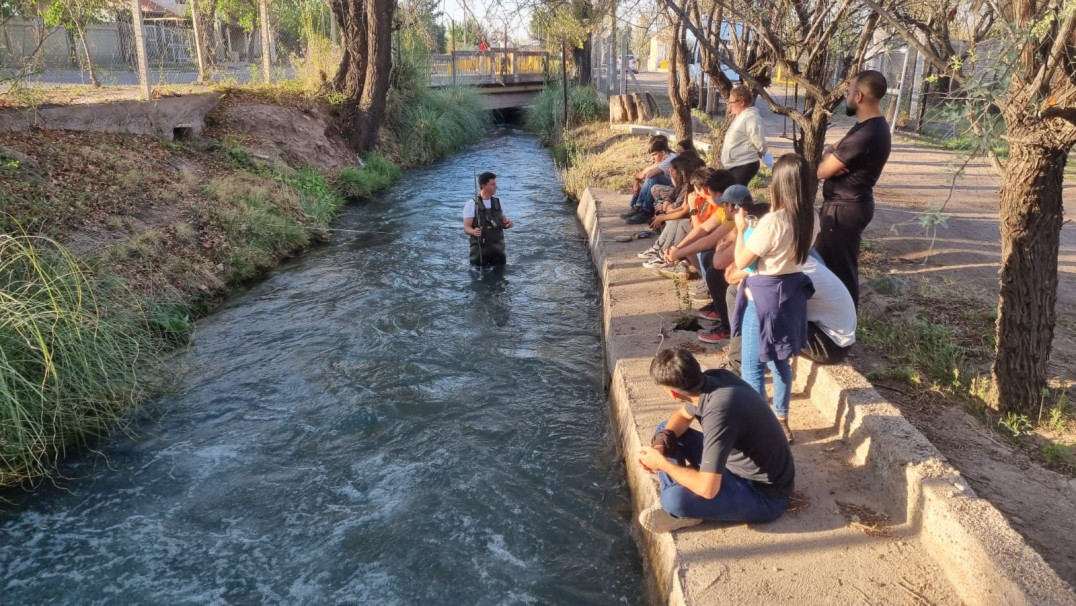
top-left (525, 84), bottom-right (607, 142)
top-left (0, 235), bottom-right (165, 486)
top-left (394, 85), bottom-right (490, 166)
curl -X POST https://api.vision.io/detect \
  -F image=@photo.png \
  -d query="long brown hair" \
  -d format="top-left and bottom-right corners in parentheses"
top-left (769, 154), bottom-right (814, 265)
top-left (670, 152), bottom-right (705, 199)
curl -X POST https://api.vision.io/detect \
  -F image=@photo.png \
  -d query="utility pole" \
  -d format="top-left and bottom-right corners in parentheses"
top-left (130, 0), bottom-right (151, 100)
top-left (259, 0), bottom-right (272, 82)
top-left (189, 0), bottom-right (207, 82)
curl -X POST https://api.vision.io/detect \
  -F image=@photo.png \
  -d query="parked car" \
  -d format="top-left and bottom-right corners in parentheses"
top-left (616, 55), bottom-right (639, 73)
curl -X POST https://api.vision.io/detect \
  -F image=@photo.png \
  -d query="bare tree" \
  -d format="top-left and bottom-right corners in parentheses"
top-left (863, 0), bottom-right (1076, 415)
top-left (662, 0), bottom-right (883, 194)
top-left (663, 1), bottom-right (694, 140)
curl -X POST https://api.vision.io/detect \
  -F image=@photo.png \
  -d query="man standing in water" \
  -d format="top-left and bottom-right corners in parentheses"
top-left (815, 70), bottom-right (892, 309)
top-left (637, 348), bottom-right (794, 533)
top-left (464, 171), bottom-right (514, 266)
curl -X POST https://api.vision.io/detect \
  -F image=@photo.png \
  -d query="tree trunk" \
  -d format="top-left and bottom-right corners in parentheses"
top-left (574, 34), bottom-right (592, 86)
top-left (800, 114), bottom-right (827, 199)
top-left (352, 0), bottom-right (394, 152)
top-left (991, 137), bottom-right (1069, 414)
top-left (667, 20), bottom-right (692, 142)
top-left (329, 0), bottom-right (367, 99)
top-left (75, 26), bottom-right (100, 87)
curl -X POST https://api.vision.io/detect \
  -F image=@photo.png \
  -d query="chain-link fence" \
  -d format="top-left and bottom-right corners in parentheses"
top-left (0, 2), bottom-right (327, 86)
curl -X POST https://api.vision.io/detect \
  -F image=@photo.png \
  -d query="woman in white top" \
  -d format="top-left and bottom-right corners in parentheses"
top-left (721, 86), bottom-right (768, 186)
top-left (731, 154), bottom-right (817, 444)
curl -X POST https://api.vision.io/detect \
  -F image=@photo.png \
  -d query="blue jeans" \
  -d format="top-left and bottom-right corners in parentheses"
top-left (630, 174), bottom-right (672, 213)
top-left (654, 422), bottom-right (789, 523)
top-left (740, 299), bottom-right (793, 418)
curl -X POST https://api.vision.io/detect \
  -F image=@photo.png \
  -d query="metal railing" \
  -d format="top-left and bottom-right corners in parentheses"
top-left (429, 49), bottom-right (551, 86)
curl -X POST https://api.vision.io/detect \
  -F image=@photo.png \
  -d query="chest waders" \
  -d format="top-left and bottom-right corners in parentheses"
top-left (470, 196), bottom-right (507, 266)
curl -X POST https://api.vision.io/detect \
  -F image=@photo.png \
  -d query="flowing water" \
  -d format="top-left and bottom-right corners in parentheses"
top-left (0, 131), bottom-right (645, 605)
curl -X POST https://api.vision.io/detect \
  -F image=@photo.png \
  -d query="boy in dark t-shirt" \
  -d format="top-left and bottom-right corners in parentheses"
top-left (815, 70), bottom-right (892, 309)
top-left (637, 348), bottom-right (794, 533)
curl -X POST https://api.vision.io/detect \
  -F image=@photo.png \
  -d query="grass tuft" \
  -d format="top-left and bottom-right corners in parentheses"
top-left (0, 235), bottom-right (168, 486)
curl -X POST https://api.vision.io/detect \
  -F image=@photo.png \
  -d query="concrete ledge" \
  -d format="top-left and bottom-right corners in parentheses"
top-left (575, 186), bottom-right (1076, 606)
top-left (0, 93), bottom-right (221, 139)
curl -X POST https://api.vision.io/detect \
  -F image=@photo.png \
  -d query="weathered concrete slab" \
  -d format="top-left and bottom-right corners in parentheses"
top-left (0, 93), bottom-right (221, 139)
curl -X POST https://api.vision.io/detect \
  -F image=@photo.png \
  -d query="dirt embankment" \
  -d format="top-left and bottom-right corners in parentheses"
top-left (0, 93), bottom-right (357, 310)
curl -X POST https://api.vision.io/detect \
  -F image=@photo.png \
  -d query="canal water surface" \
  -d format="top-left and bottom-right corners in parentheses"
top-left (0, 131), bottom-right (645, 605)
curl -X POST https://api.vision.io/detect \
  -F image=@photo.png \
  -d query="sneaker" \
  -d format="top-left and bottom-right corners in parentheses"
top-left (658, 263), bottom-right (689, 279)
top-left (642, 257), bottom-right (666, 269)
top-left (691, 293), bottom-right (713, 305)
top-left (639, 506), bottom-right (703, 533)
top-left (697, 303), bottom-right (719, 321)
top-left (778, 418), bottom-right (795, 445)
top-left (689, 282), bottom-right (709, 296)
top-left (698, 326), bottom-right (731, 343)
top-left (636, 244), bottom-right (661, 259)
top-left (625, 210), bottom-right (654, 225)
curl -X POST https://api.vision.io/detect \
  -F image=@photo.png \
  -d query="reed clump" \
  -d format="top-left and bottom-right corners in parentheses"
top-left (0, 234), bottom-right (168, 486)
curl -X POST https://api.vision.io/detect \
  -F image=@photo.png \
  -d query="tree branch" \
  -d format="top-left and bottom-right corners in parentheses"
top-left (859, 0), bottom-right (965, 85)
top-left (1040, 105), bottom-right (1076, 125)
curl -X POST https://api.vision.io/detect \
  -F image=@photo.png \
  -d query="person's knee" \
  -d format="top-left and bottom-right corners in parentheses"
top-left (659, 486), bottom-right (695, 518)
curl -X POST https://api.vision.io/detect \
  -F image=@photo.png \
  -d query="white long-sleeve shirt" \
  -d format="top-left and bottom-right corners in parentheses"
top-left (721, 106), bottom-right (767, 169)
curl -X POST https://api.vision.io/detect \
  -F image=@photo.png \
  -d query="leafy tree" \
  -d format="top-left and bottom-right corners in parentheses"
top-left (446, 17), bottom-right (483, 49)
top-left (863, 0), bottom-right (1076, 415)
top-left (42, 0), bottom-right (115, 87)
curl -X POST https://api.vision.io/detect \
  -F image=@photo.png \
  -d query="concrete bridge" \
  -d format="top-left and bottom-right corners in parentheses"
top-left (428, 50), bottom-right (554, 110)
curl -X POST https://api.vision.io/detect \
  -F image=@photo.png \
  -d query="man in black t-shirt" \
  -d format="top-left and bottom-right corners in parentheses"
top-left (637, 348), bottom-right (795, 533)
top-left (815, 70), bottom-right (892, 309)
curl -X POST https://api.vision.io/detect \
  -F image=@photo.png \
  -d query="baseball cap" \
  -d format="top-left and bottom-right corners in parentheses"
top-left (715, 184), bottom-right (753, 206)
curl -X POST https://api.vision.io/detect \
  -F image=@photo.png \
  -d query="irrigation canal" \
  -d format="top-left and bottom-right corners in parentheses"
top-left (0, 131), bottom-right (646, 605)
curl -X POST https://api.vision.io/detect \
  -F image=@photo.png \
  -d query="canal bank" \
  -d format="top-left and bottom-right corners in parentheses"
top-left (574, 187), bottom-right (1076, 605)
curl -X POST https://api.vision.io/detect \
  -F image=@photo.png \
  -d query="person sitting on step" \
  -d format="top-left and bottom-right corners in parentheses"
top-left (622, 137), bottom-right (677, 225)
top-left (637, 347), bottom-right (795, 533)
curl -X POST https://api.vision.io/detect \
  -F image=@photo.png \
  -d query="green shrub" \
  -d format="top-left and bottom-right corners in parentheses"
top-left (525, 84), bottom-right (608, 142)
top-left (0, 235), bottom-right (167, 485)
top-left (392, 85), bottom-right (489, 166)
top-left (287, 167), bottom-right (344, 223)
top-left (336, 152), bottom-right (404, 200)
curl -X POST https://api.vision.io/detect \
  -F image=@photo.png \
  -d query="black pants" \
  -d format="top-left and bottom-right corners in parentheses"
top-left (799, 323), bottom-right (852, 364)
top-left (727, 161), bottom-right (760, 186)
top-left (725, 283), bottom-right (742, 373)
top-left (814, 200), bottom-right (874, 309)
top-left (700, 250), bottom-right (730, 329)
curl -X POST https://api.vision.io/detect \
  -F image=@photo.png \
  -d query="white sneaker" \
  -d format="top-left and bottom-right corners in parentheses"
top-left (636, 244), bottom-right (661, 259)
top-left (642, 257), bottom-right (666, 269)
top-left (639, 506), bottom-right (703, 533)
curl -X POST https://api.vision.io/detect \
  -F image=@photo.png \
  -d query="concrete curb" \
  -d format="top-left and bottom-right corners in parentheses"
top-left (575, 186), bottom-right (1076, 606)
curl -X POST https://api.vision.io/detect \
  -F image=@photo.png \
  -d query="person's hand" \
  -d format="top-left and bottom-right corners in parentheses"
top-left (733, 207), bottom-right (747, 231)
top-left (715, 237), bottom-right (732, 252)
top-left (725, 264), bottom-right (744, 284)
top-left (469, 227), bottom-right (482, 237)
top-left (502, 217), bottom-right (514, 229)
top-left (638, 446), bottom-right (668, 474)
top-left (664, 245), bottom-right (675, 263)
top-left (649, 215), bottom-right (665, 229)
